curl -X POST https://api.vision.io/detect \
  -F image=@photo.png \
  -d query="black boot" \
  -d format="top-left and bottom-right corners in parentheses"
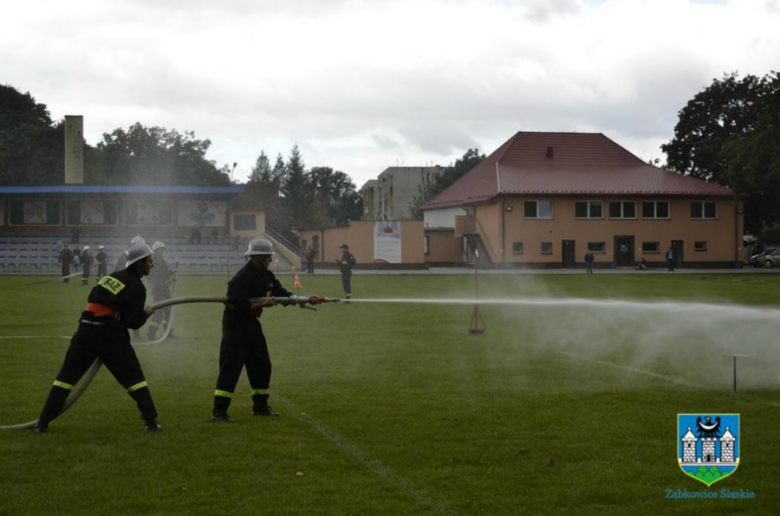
top-left (211, 409), bottom-right (234, 422)
top-left (252, 394), bottom-right (280, 417)
top-left (145, 419), bottom-right (162, 431)
top-left (128, 386), bottom-right (158, 422)
top-left (33, 422), bottom-right (48, 434)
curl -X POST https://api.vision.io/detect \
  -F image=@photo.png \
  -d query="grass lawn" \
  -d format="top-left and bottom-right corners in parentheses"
top-left (1, 272), bottom-right (779, 515)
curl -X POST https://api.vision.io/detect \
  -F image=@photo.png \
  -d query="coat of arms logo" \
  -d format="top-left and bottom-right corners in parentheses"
top-left (678, 414), bottom-right (740, 487)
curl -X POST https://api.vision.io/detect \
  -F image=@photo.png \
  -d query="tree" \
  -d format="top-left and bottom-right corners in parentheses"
top-left (309, 166), bottom-right (362, 226)
top-left (280, 144), bottom-right (315, 233)
top-left (91, 123), bottom-right (231, 186)
top-left (662, 72), bottom-right (780, 234)
top-left (0, 84), bottom-right (64, 185)
top-left (409, 148), bottom-right (486, 219)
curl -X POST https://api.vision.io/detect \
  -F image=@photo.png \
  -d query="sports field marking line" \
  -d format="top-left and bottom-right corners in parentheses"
top-left (528, 345), bottom-right (697, 388)
top-left (530, 345), bottom-right (780, 407)
top-left (274, 394), bottom-right (457, 516)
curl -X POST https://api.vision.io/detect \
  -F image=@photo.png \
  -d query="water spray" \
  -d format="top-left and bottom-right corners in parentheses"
top-left (0, 295), bottom-right (338, 431)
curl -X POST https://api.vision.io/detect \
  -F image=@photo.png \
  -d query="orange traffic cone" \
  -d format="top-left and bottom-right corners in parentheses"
top-left (293, 267), bottom-right (302, 293)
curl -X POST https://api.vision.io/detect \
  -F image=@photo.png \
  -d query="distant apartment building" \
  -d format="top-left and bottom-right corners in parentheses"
top-left (359, 180), bottom-right (379, 221)
top-left (361, 166), bottom-right (444, 220)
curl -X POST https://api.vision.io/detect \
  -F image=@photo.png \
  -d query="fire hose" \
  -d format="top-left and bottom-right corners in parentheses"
top-left (0, 295), bottom-right (339, 431)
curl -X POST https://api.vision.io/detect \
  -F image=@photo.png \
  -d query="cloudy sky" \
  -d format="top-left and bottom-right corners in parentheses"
top-left (2, 0), bottom-right (778, 187)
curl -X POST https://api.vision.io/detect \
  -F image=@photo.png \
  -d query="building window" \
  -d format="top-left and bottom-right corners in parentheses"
top-left (67, 200), bottom-right (119, 226)
top-left (524, 200), bottom-right (553, 219)
top-left (541, 242), bottom-right (552, 254)
top-left (512, 242), bottom-right (524, 255)
top-left (233, 214), bottom-right (256, 231)
top-left (642, 201), bottom-right (670, 219)
top-left (691, 201), bottom-right (717, 220)
top-left (642, 242), bottom-right (660, 253)
top-left (609, 201), bottom-right (636, 219)
top-left (9, 200), bottom-right (61, 226)
top-left (423, 236), bottom-right (430, 255)
top-left (575, 201), bottom-right (603, 219)
top-left (695, 241), bottom-right (707, 252)
top-left (588, 242), bottom-right (606, 254)
top-left (122, 200), bottom-right (173, 226)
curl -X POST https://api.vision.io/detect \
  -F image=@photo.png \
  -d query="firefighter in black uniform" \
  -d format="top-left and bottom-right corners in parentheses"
top-left (34, 243), bottom-right (161, 433)
top-left (96, 245), bottom-right (109, 282)
top-left (212, 237), bottom-right (325, 422)
top-left (59, 244), bottom-right (74, 283)
top-left (147, 241), bottom-right (175, 340)
top-left (80, 246), bottom-right (93, 286)
top-left (337, 243), bottom-right (357, 302)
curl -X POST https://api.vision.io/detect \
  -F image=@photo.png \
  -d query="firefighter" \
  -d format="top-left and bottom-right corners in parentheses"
top-left (95, 245), bottom-right (108, 282)
top-left (212, 237), bottom-right (325, 422)
top-left (59, 243), bottom-right (74, 283)
top-left (337, 243), bottom-right (357, 303)
top-left (147, 241), bottom-right (175, 340)
top-left (80, 246), bottom-right (93, 286)
top-left (34, 243), bottom-right (161, 433)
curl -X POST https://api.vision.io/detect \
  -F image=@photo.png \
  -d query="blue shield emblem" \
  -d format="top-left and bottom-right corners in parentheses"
top-left (678, 413), bottom-right (740, 487)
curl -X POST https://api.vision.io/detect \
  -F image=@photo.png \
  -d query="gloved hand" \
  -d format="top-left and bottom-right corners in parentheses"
top-left (250, 298), bottom-right (275, 317)
top-left (308, 295), bottom-right (326, 305)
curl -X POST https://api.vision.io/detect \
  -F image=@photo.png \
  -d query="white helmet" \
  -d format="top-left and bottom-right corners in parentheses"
top-left (98, 245), bottom-right (105, 250)
top-left (152, 241), bottom-right (166, 251)
top-left (82, 246), bottom-right (90, 252)
top-left (245, 237), bottom-right (274, 257)
top-left (125, 243), bottom-right (154, 269)
top-left (131, 235), bottom-right (145, 245)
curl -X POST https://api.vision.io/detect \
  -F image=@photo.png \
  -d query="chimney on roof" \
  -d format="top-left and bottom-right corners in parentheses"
top-left (546, 146), bottom-right (554, 158)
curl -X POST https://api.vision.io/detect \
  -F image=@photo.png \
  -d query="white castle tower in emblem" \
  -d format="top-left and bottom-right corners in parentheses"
top-left (679, 417), bottom-right (738, 466)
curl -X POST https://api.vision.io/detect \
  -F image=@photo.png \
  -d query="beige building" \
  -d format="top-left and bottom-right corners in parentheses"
top-left (359, 180), bottom-right (379, 221)
top-left (299, 220), bottom-right (425, 269)
top-left (422, 132), bottom-right (743, 268)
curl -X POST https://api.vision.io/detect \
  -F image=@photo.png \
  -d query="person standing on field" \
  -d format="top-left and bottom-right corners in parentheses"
top-left (211, 237), bottom-right (325, 422)
top-left (80, 246), bottom-right (93, 286)
top-left (666, 247), bottom-right (675, 272)
top-left (34, 243), bottom-right (161, 433)
top-left (59, 243), bottom-right (74, 283)
top-left (337, 244), bottom-right (356, 302)
top-left (584, 250), bottom-right (594, 275)
top-left (96, 245), bottom-right (108, 281)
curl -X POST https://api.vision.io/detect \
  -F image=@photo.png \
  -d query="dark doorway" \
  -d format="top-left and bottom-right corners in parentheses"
top-left (672, 240), bottom-right (684, 268)
top-left (614, 236), bottom-right (634, 267)
top-left (562, 240), bottom-right (576, 268)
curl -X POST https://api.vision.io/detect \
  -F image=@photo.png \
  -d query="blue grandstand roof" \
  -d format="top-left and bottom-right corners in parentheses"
top-left (0, 185), bottom-right (244, 194)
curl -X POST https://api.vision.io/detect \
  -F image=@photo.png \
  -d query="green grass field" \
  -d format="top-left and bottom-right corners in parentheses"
top-left (1, 273), bottom-right (779, 515)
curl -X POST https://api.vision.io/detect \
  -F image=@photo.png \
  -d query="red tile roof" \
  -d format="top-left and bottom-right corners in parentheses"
top-left (422, 132), bottom-right (734, 210)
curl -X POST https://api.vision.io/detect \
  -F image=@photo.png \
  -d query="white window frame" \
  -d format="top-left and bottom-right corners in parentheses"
top-left (608, 200), bottom-right (637, 220)
top-left (541, 242), bottom-right (553, 254)
top-left (642, 200), bottom-right (671, 220)
top-left (512, 242), bottom-right (524, 255)
top-left (524, 200), bottom-right (553, 220)
top-left (694, 241), bottom-right (707, 252)
top-left (575, 200), bottom-right (603, 220)
top-left (691, 201), bottom-right (717, 220)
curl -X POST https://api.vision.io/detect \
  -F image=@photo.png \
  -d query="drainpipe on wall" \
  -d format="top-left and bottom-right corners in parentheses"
top-left (735, 198), bottom-right (742, 263)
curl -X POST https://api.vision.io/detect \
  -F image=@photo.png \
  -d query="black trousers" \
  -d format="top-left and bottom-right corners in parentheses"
top-left (97, 264), bottom-right (107, 278)
top-left (38, 322), bottom-right (157, 425)
top-left (341, 271), bottom-right (352, 295)
top-left (668, 259), bottom-right (675, 271)
top-left (61, 263), bottom-right (71, 282)
top-left (214, 321), bottom-right (271, 411)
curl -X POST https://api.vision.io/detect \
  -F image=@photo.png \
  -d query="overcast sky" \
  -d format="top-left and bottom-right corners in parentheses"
top-left (2, 0), bottom-right (778, 187)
